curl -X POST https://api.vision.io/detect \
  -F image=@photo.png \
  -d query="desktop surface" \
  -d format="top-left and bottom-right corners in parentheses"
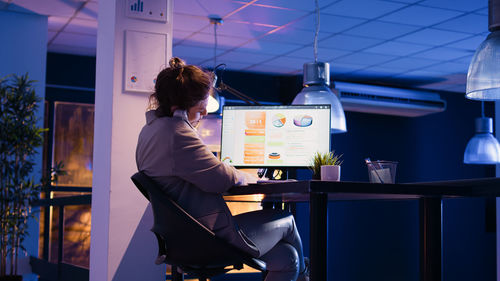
top-left (227, 177), bottom-right (500, 198)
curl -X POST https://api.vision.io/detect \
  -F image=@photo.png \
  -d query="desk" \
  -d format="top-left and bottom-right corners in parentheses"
top-left (226, 178), bottom-right (500, 281)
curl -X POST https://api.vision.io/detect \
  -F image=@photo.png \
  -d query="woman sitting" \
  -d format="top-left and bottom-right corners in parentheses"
top-left (135, 57), bottom-right (309, 281)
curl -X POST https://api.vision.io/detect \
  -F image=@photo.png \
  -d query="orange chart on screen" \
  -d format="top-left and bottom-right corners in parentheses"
top-left (244, 111), bottom-right (266, 164)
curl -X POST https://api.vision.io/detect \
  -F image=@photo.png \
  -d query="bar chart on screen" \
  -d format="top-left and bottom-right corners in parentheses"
top-left (126, 0), bottom-right (167, 22)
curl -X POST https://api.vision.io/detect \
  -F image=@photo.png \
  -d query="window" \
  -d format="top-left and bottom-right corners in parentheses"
top-left (39, 86), bottom-right (94, 269)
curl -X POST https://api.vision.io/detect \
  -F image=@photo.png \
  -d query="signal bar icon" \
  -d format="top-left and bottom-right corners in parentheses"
top-left (130, 0), bottom-right (144, 12)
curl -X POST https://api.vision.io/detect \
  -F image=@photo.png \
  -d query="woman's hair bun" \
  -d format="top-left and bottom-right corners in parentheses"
top-left (169, 57), bottom-right (186, 69)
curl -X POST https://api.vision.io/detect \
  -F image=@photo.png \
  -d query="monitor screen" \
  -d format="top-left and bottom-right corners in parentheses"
top-left (220, 105), bottom-right (331, 168)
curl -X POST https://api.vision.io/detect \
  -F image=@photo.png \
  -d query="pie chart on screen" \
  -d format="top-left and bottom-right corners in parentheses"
top-left (272, 113), bottom-right (286, 128)
top-left (268, 152), bottom-right (281, 159)
top-left (293, 115), bottom-right (313, 127)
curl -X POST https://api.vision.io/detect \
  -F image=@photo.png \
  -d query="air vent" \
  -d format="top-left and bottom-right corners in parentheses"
top-left (335, 81), bottom-right (447, 117)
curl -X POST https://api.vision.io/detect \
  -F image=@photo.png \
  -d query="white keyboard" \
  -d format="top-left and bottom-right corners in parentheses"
top-left (256, 179), bottom-right (298, 184)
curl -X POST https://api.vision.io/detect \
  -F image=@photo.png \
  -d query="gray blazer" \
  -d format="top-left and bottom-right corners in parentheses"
top-left (136, 110), bottom-right (260, 257)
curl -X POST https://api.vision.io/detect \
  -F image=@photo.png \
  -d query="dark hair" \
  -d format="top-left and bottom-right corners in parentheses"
top-left (150, 57), bottom-right (213, 117)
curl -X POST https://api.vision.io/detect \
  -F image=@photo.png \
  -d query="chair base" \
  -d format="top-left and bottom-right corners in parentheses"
top-left (170, 265), bottom-right (232, 281)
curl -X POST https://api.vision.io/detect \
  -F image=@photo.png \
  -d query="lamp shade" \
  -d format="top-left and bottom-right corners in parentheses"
top-left (207, 91), bottom-right (220, 113)
top-left (464, 117), bottom-right (500, 164)
top-left (292, 62), bottom-right (347, 133)
top-left (466, 31), bottom-right (500, 100)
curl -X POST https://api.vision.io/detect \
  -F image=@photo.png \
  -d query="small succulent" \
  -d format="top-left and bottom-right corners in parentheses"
top-left (309, 151), bottom-right (343, 179)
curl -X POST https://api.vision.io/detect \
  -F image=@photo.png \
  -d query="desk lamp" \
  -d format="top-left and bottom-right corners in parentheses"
top-left (207, 15), bottom-right (223, 113)
top-left (206, 16), bottom-right (261, 112)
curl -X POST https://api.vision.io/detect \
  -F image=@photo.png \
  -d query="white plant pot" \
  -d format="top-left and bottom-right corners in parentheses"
top-left (320, 165), bottom-right (341, 181)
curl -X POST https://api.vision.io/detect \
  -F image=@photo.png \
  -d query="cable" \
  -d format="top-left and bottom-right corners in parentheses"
top-left (213, 63), bottom-right (227, 88)
top-left (214, 63), bottom-right (226, 73)
top-left (314, 0), bottom-right (320, 62)
top-left (209, 16), bottom-right (223, 69)
top-left (214, 22), bottom-right (218, 69)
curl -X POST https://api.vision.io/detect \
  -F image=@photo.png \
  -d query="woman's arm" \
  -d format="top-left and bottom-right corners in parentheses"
top-left (172, 121), bottom-right (255, 193)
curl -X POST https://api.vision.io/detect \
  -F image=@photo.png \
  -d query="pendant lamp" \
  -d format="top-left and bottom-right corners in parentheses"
top-left (465, 0), bottom-right (500, 100)
top-left (207, 15), bottom-right (223, 113)
top-left (291, 0), bottom-right (346, 133)
top-left (463, 102), bottom-right (500, 164)
top-left (293, 62), bottom-right (346, 133)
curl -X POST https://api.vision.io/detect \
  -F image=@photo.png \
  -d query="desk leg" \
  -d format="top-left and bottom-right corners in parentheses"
top-left (310, 192), bottom-right (328, 281)
top-left (171, 266), bottom-right (184, 281)
top-left (419, 197), bottom-right (442, 281)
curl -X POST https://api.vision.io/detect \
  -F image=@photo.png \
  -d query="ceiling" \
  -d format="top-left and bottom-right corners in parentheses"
top-left (0, 0), bottom-right (491, 93)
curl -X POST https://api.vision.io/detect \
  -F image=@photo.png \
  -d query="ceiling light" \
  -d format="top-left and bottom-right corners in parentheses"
top-left (293, 62), bottom-right (346, 133)
top-left (291, 0), bottom-right (346, 133)
top-left (464, 102), bottom-right (500, 164)
top-left (207, 15), bottom-right (223, 113)
top-left (465, 0), bottom-right (500, 100)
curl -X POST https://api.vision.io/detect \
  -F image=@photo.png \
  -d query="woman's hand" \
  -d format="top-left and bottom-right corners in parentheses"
top-left (234, 170), bottom-right (261, 185)
top-left (243, 171), bottom-right (260, 185)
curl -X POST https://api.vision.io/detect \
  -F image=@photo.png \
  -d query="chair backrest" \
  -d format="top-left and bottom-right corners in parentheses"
top-left (131, 172), bottom-right (266, 272)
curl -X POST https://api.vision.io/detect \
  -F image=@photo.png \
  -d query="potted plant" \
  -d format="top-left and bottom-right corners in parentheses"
top-left (0, 74), bottom-right (47, 280)
top-left (309, 151), bottom-right (343, 181)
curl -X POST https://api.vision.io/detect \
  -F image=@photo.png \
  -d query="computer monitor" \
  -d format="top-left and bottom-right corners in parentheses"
top-left (220, 105), bottom-right (331, 168)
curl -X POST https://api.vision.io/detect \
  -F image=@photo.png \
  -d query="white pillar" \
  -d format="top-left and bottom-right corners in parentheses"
top-left (496, 101), bottom-right (500, 281)
top-left (90, 1), bottom-right (173, 281)
top-left (497, 102), bottom-right (500, 177)
top-left (0, 10), bottom-right (47, 281)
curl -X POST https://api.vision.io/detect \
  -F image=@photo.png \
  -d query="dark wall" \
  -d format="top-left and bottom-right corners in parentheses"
top-left (334, 94), bottom-right (495, 183)
top-left (329, 89), bottom-right (496, 281)
top-left (46, 52), bottom-right (96, 88)
top-left (46, 54), bottom-right (496, 281)
top-left (215, 69), bottom-right (300, 105)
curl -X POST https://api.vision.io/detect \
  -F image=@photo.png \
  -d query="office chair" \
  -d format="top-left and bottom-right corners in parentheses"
top-left (131, 172), bottom-right (266, 281)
